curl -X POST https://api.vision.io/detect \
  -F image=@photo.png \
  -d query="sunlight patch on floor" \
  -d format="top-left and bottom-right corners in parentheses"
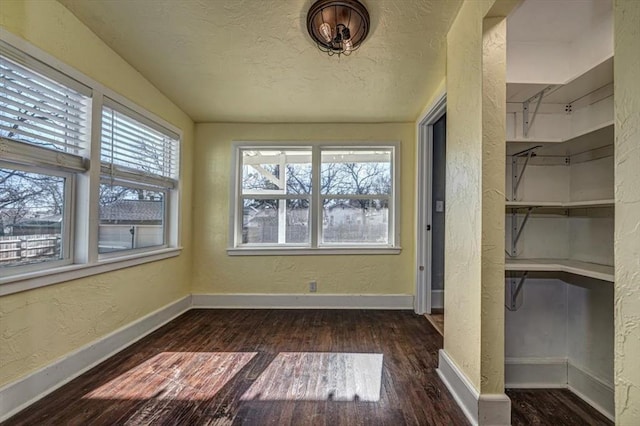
top-left (241, 352), bottom-right (383, 402)
top-left (82, 352), bottom-right (257, 400)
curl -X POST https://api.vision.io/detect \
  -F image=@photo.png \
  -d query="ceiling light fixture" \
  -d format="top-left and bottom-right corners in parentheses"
top-left (306, 0), bottom-right (370, 57)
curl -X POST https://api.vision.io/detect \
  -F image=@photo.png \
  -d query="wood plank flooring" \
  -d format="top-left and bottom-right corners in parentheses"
top-left (4, 310), bottom-right (464, 425)
top-left (424, 313), bottom-right (444, 336)
top-left (3, 309), bottom-right (613, 425)
top-left (507, 389), bottom-right (613, 426)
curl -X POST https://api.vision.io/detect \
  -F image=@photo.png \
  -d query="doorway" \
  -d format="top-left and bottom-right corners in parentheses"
top-left (430, 114), bottom-right (446, 309)
top-left (415, 93), bottom-right (446, 317)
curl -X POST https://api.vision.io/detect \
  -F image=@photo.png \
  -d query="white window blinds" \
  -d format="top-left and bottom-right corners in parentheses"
top-left (0, 45), bottom-right (90, 157)
top-left (101, 99), bottom-right (180, 188)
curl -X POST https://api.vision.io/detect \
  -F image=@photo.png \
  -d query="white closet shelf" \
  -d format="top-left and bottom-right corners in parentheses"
top-left (506, 199), bottom-right (614, 209)
top-left (506, 121), bottom-right (613, 156)
top-left (505, 258), bottom-right (614, 282)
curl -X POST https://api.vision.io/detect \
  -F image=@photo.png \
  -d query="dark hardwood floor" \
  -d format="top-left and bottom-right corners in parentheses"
top-left (507, 389), bottom-right (613, 426)
top-left (3, 309), bottom-right (613, 425)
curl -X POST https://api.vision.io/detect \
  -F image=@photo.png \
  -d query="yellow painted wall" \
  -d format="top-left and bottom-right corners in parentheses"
top-left (443, 0), bottom-right (493, 390)
top-left (192, 123), bottom-right (415, 295)
top-left (614, 0), bottom-right (640, 423)
top-left (0, 0), bottom-right (194, 386)
top-left (480, 15), bottom-right (507, 395)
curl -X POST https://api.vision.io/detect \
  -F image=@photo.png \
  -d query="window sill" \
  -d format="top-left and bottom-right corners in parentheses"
top-left (0, 247), bottom-right (182, 296)
top-left (227, 247), bottom-right (402, 256)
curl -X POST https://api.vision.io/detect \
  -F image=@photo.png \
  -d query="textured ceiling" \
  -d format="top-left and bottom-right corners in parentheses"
top-left (57, 0), bottom-right (462, 123)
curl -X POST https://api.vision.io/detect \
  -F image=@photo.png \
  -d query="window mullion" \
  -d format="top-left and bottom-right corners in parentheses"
top-left (311, 145), bottom-right (321, 248)
top-left (235, 148), bottom-right (243, 247)
top-left (75, 92), bottom-right (103, 264)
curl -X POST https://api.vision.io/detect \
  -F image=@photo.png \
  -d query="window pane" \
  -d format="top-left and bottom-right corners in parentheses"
top-left (0, 168), bottom-right (65, 268)
top-left (98, 183), bottom-right (165, 253)
top-left (101, 105), bottom-right (179, 181)
top-left (242, 150), bottom-right (312, 195)
top-left (242, 198), bottom-right (309, 245)
top-left (321, 150), bottom-right (392, 195)
top-left (0, 55), bottom-right (90, 154)
top-left (322, 198), bottom-right (389, 244)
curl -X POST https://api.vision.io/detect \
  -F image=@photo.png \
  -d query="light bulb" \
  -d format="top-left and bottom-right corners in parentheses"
top-left (343, 38), bottom-right (353, 53)
top-left (319, 22), bottom-right (332, 43)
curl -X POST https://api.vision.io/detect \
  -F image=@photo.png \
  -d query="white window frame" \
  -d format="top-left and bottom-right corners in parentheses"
top-left (0, 31), bottom-right (182, 296)
top-left (97, 178), bottom-right (170, 259)
top-left (97, 98), bottom-right (179, 259)
top-left (0, 161), bottom-right (75, 274)
top-left (228, 141), bottom-right (401, 256)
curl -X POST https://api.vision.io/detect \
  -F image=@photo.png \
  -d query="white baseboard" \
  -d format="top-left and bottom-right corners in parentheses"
top-left (504, 357), bottom-right (614, 422)
top-left (431, 289), bottom-right (444, 309)
top-left (0, 295), bottom-right (192, 422)
top-left (437, 349), bottom-right (511, 426)
top-left (505, 357), bottom-right (568, 388)
top-left (191, 293), bottom-right (414, 309)
top-left (0, 292), bottom-right (412, 421)
top-left (478, 394), bottom-right (512, 426)
top-left (568, 363), bottom-right (615, 422)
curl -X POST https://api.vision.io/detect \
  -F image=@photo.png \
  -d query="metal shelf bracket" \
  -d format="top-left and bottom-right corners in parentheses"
top-left (511, 146), bottom-right (541, 201)
top-left (506, 272), bottom-right (528, 311)
top-left (509, 207), bottom-right (533, 257)
top-left (523, 86), bottom-right (554, 137)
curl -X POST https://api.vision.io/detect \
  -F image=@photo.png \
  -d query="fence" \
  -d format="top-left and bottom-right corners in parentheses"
top-left (0, 234), bottom-right (61, 266)
top-left (98, 224), bottom-right (163, 253)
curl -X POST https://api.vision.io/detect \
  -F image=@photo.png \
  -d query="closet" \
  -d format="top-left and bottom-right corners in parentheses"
top-left (504, 0), bottom-right (614, 421)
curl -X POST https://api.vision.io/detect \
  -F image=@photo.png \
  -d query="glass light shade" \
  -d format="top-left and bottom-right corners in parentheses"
top-left (319, 22), bottom-right (333, 43)
top-left (307, 0), bottom-right (370, 56)
top-left (343, 39), bottom-right (353, 53)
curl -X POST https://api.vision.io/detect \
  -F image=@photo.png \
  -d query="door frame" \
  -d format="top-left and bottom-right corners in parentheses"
top-left (414, 92), bottom-right (446, 315)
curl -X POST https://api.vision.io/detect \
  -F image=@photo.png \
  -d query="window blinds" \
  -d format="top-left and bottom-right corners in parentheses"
top-left (100, 100), bottom-right (180, 189)
top-left (0, 48), bottom-right (90, 157)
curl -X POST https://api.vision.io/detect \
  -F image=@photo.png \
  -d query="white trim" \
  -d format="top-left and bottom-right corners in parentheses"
top-left (437, 349), bottom-right (481, 425)
top-left (504, 358), bottom-right (615, 421)
top-left (0, 247), bottom-right (182, 296)
top-left (478, 394), bottom-right (512, 426)
top-left (227, 247), bottom-right (401, 256)
top-left (0, 295), bottom-right (192, 422)
top-left (437, 349), bottom-right (511, 426)
top-left (568, 363), bottom-right (615, 422)
top-left (229, 141), bottom-right (401, 251)
top-left (0, 31), bottom-right (184, 293)
top-left (431, 289), bottom-right (444, 309)
top-left (191, 293), bottom-right (414, 309)
top-left (415, 92), bottom-right (446, 314)
top-left (505, 357), bottom-right (568, 388)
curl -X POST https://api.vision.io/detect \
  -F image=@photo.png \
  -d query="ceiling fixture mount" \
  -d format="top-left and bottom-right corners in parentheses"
top-left (307, 0), bottom-right (370, 56)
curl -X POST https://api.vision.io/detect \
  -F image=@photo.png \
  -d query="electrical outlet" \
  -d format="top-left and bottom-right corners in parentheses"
top-left (309, 280), bottom-right (317, 293)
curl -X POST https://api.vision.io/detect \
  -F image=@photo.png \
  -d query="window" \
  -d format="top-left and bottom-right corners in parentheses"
top-left (231, 143), bottom-right (399, 254)
top-left (98, 183), bottom-right (165, 254)
top-left (99, 100), bottom-right (179, 255)
top-left (1, 44), bottom-right (89, 275)
top-left (0, 165), bottom-right (72, 270)
top-left (0, 37), bottom-right (182, 292)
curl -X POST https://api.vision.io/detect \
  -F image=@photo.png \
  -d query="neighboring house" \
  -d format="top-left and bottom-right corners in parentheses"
top-left (99, 200), bottom-right (164, 252)
top-left (9, 215), bottom-right (62, 236)
top-left (99, 199), bottom-right (163, 224)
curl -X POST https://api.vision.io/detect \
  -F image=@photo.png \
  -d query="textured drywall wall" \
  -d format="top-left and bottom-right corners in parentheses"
top-left (192, 123), bottom-right (414, 295)
top-left (481, 15), bottom-right (507, 394)
top-left (614, 0), bottom-right (640, 423)
top-left (0, 0), bottom-right (194, 387)
top-left (443, 0), bottom-right (493, 390)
